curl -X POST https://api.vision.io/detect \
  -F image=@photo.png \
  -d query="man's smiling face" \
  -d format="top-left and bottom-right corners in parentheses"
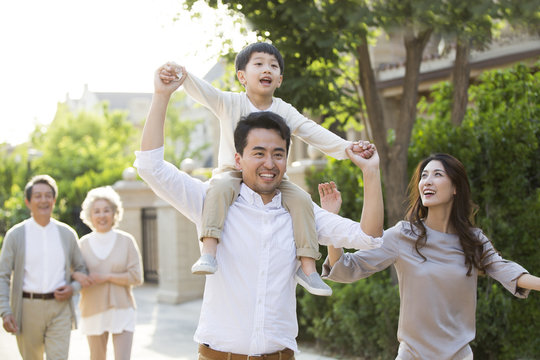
top-left (25, 183), bottom-right (56, 223)
top-left (235, 127), bottom-right (287, 204)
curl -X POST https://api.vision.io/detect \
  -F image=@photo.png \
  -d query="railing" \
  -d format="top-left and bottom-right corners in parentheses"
top-left (141, 207), bottom-right (159, 283)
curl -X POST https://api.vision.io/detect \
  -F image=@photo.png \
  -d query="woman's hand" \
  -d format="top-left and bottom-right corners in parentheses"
top-left (318, 181), bottom-right (345, 266)
top-left (347, 142), bottom-right (380, 173)
top-left (318, 181), bottom-right (342, 215)
top-left (517, 274), bottom-right (540, 291)
top-left (72, 271), bottom-right (93, 288)
top-left (89, 272), bottom-right (110, 285)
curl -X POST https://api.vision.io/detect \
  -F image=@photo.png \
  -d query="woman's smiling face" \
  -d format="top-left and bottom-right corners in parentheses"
top-left (90, 199), bottom-right (115, 233)
top-left (418, 160), bottom-right (456, 210)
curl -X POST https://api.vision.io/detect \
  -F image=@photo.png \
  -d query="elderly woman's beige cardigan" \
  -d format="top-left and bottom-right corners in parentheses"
top-left (78, 230), bottom-right (143, 317)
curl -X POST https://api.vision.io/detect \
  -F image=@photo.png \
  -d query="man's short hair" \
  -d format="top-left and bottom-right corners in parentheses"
top-left (25, 174), bottom-right (58, 201)
top-left (235, 42), bottom-right (285, 75)
top-left (234, 112), bottom-right (291, 155)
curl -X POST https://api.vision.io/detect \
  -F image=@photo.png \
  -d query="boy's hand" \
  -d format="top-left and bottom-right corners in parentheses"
top-left (351, 140), bottom-right (375, 159)
top-left (318, 181), bottom-right (342, 214)
top-left (346, 142), bottom-right (379, 172)
top-left (159, 61), bottom-right (185, 84)
top-left (154, 63), bottom-right (186, 96)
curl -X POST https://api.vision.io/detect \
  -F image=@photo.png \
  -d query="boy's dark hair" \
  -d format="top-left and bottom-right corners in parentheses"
top-left (234, 112), bottom-right (291, 155)
top-left (25, 174), bottom-right (58, 201)
top-left (235, 42), bottom-right (285, 75)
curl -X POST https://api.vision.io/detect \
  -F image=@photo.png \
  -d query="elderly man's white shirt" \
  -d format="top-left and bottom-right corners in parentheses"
top-left (23, 218), bottom-right (66, 293)
top-left (134, 147), bottom-right (381, 355)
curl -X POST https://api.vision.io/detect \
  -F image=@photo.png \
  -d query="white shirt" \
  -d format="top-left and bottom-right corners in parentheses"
top-left (23, 218), bottom-right (66, 293)
top-left (134, 147), bottom-right (381, 355)
top-left (248, 98), bottom-right (274, 113)
top-left (88, 230), bottom-right (116, 260)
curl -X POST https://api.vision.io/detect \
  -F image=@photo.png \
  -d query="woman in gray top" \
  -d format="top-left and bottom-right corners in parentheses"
top-left (321, 153), bottom-right (540, 360)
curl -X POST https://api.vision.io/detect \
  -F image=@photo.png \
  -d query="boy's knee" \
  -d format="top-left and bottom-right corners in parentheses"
top-left (283, 188), bottom-right (312, 206)
top-left (209, 175), bottom-right (241, 193)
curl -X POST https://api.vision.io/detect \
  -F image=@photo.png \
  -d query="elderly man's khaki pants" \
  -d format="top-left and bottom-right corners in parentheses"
top-left (16, 298), bottom-right (71, 360)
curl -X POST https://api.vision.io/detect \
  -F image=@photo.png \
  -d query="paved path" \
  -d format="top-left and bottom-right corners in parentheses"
top-left (0, 284), bottom-right (335, 359)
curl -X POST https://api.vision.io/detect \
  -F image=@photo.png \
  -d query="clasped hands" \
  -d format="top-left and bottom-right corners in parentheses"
top-left (72, 271), bottom-right (110, 288)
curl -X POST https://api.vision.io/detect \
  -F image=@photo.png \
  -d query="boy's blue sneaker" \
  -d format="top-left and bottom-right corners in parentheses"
top-left (294, 267), bottom-right (332, 296)
top-left (191, 254), bottom-right (218, 275)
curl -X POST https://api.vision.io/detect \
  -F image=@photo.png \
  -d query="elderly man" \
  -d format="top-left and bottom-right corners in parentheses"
top-left (134, 64), bottom-right (384, 359)
top-left (0, 174), bottom-right (88, 360)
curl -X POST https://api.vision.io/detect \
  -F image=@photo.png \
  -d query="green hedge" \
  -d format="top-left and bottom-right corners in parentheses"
top-left (298, 63), bottom-right (540, 359)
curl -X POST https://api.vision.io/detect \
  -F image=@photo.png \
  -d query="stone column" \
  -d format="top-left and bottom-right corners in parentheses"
top-left (113, 167), bottom-right (156, 252)
top-left (113, 167), bottom-right (205, 304)
top-left (155, 200), bottom-right (205, 304)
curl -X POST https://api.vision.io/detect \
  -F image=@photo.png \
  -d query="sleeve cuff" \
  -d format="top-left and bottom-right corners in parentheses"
top-left (321, 256), bottom-right (333, 278)
top-left (133, 146), bottom-right (165, 169)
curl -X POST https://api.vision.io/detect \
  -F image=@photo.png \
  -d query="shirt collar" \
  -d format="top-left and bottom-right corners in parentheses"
top-left (238, 183), bottom-right (282, 209)
top-left (247, 97), bottom-right (275, 113)
top-left (29, 216), bottom-right (54, 229)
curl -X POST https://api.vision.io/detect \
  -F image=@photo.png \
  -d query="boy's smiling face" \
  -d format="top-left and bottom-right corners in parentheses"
top-left (237, 52), bottom-right (283, 100)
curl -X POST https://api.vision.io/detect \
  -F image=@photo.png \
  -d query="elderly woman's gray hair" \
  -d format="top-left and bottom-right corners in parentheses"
top-left (80, 186), bottom-right (124, 230)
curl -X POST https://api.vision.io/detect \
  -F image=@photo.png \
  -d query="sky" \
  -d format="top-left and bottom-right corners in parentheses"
top-left (0, 0), bottom-right (251, 145)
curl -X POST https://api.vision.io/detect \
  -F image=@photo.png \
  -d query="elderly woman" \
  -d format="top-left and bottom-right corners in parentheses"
top-left (76, 186), bottom-right (143, 360)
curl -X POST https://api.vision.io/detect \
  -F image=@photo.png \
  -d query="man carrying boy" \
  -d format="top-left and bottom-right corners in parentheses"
top-left (136, 63), bottom-right (384, 358)
top-left (160, 42), bottom-right (368, 296)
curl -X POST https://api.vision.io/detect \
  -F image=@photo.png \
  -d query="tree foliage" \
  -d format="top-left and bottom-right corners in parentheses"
top-left (185, 0), bottom-right (538, 229)
top-left (0, 104), bottom-right (139, 238)
top-left (0, 144), bottom-right (28, 247)
top-left (0, 95), bottom-right (211, 243)
top-left (297, 273), bottom-right (399, 359)
top-left (164, 92), bottom-right (211, 167)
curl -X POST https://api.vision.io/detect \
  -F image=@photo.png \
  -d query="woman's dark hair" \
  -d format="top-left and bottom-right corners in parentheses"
top-left (406, 153), bottom-right (489, 275)
top-left (235, 42), bottom-right (285, 75)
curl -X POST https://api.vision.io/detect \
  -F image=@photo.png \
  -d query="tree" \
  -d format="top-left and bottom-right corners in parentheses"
top-left (184, 0), bottom-right (538, 225)
top-left (164, 92), bottom-right (211, 167)
top-left (0, 144), bottom-right (28, 247)
top-left (27, 103), bottom-right (139, 234)
top-left (0, 94), bottom-right (212, 239)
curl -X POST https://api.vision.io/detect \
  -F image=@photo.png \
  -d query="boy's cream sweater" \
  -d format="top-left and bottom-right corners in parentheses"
top-left (183, 72), bottom-right (352, 171)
